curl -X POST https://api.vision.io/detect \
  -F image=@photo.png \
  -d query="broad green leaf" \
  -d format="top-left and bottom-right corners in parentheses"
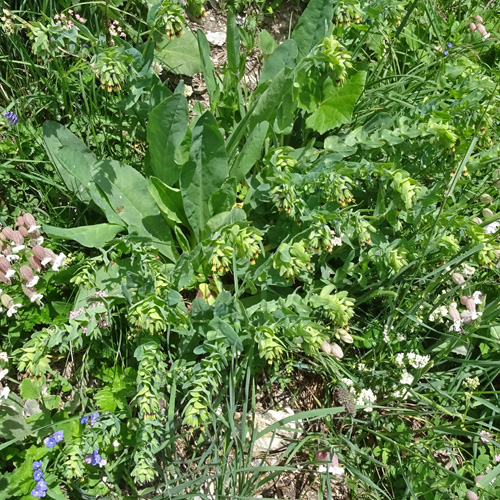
top-left (230, 121), bottom-right (269, 182)
top-left (249, 67), bottom-right (293, 130)
top-left (306, 72), bottom-right (366, 134)
top-left (20, 378), bottom-right (43, 400)
top-left (258, 39), bottom-right (297, 85)
top-left (147, 94), bottom-right (189, 186)
top-left (42, 122), bottom-right (122, 225)
top-left (155, 30), bottom-right (203, 75)
top-left (43, 223), bottom-right (122, 248)
top-left (93, 159), bottom-right (178, 261)
top-left (258, 29), bottom-right (278, 57)
top-left (206, 207), bottom-right (247, 234)
top-left (291, 0), bottom-right (334, 57)
top-left (209, 177), bottom-right (237, 216)
top-left (197, 29), bottom-right (218, 105)
top-left (226, 10), bottom-right (240, 74)
top-left (209, 317), bottom-right (243, 350)
top-left (180, 112), bottom-right (229, 241)
top-left (148, 176), bottom-right (188, 227)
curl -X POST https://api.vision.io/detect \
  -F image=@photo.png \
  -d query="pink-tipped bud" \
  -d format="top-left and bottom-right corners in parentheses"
top-left (469, 22), bottom-right (477, 32)
top-left (316, 451), bottom-right (329, 462)
top-left (476, 24), bottom-right (487, 36)
top-left (2, 245), bottom-right (11, 257)
top-left (18, 226), bottom-right (29, 238)
top-left (23, 213), bottom-right (37, 228)
top-left (1, 227), bottom-right (15, 241)
top-left (16, 215), bottom-right (25, 227)
top-left (11, 230), bottom-right (23, 245)
top-left (19, 265), bottom-right (35, 283)
top-left (474, 15), bottom-right (483, 23)
top-left (474, 475), bottom-right (484, 483)
top-left (466, 491), bottom-right (479, 500)
top-left (330, 342), bottom-right (344, 359)
top-left (29, 255), bottom-right (42, 272)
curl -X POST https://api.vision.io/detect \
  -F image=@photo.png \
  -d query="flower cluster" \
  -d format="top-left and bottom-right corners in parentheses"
top-left (342, 378), bottom-right (377, 413)
top-left (69, 291), bottom-right (110, 334)
top-left (108, 19), bottom-right (126, 40)
top-left (470, 15), bottom-right (490, 41)
top-left (90, 46), bottom-right (132, 92)
top-left (395, 351), bottom-right (430, 369)
top-left (2, 111), bottom-right (18, 127)
top-left (84, 448), bottom-right (107, 468)
top-left (0, 214), bottom-right (66, 316)
top-left (0, 351), bottom-right (9, 401)
top-left (448, 292), bottom-right (483, 332)
top-left (316, 451), bottom-right (345, 476)
top-left (156, 1), bottom-right (186, 39)
top-left (0, 8), bottom-right (14, 35)
top-left (44, 430), bottom-right (64, 449)
top-left (308, 222), bottom-right (343, 253)
top-left (53, 9), bottom-right (85, 30)
top-left (80, 412), bottom-right (100, 425)
top-left (31, 461), bottom-right (48, 498)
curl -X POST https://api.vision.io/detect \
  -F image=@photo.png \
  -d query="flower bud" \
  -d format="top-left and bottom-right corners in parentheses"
top-left (1, 227), bottom-right (14, 241)
top-left (476, 24), bottom-right (487, 36)
top-left (1, 294), bottom-right (14, 309)
top-left (482, 208), bottom-right (494, 219)
top-left (474, 15), bottom-right (483, 23)
top-left (0, 271), bottom-right (11, 285)
top-left (466, 491), bottom-right (479, 500)
top-left (23, 213), bottom-right (36, 228)
top-left (469, 22), bottom-right (477, 32)
top-left (449, 303), bottom-right (461, 323)
top-left (480, 193), bottom-right (493, 205)
top-left (29, 256), bottom-right (42, 272)
top-left (320, 341), bottom-right (332, 355)
top-left (474, 475), bottom-right (485, 483)
top-left (21, 284), bottom-right (43, 304)
top-left (11, 230), bottom-right (23, 245)
top-left (18, 226), bottom-right (28, 238)
top-left (337, 328), bottom-right (354, 343)
top-left (16, 215), bottom-right (25, 227)
top-left (472, 217), bottom-right (482, 224)
top-left (330, 342), bottom-right (344, 359)
top-left (493, 179), bottom-right (500, 189)
top-left (32, 245), bottom-right (47, 262)
top-left (0, 257), bottom-right (10, 274)
top-left (452, 273), bottom-right (465, 285)
top-left (20, 265), bottom-right (38, 287)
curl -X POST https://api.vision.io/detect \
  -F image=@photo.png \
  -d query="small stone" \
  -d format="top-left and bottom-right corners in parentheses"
top-left (205, 31), bottom-right (226, 46)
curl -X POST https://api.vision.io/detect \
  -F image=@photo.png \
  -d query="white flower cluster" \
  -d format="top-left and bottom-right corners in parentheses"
top-left (396, 351), bottom-right (430, 369)
top-left (461, 263), bottom-right (476, 277)
top-left (429, 304), bottom-right (448, 323)
top-left (342, 378), bottom-right (376, 412)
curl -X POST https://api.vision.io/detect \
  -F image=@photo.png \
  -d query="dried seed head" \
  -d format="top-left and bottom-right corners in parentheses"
top-left (469, 22), bottom-right (477, 32)
top-left (18, 226), bottom-right (29, 238)
top-left (29, 255), bottom-right (42, 272)
top-left (1, 227), bottom-right (14, 241)
top-left (466, 491), bottom-right (479, 500)
top-left (11, 230), bottom-right (23, 245)
top-left (474, 15), bottom-right (483, 23)
top-left (23, 213), bottom-right (36, 228)
top-left (1, 293), bottom-right (14, 309)
top-left (480, 193), bottom-right (493, 205)
top-left (482, 208), bottom-right (494, 219)
top-left (19, 265), bottom-right (35, 282)
top-left (452, 273), bottom-right (465, 285)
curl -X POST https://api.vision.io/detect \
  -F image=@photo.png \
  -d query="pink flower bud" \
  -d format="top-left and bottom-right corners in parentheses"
top-left (19, 265), bottom-right (35, 282)
top-left (1, 227), bottom-right (14, 241)
top-left (0, 257), bottom-right (10, 274)
top-left (449, 303), bottom-right (461, 323)
top-left (18, 226), bottom-right (29, 238)
top-left (32, 245), bottom-right (47, 261)
top-left (29, 256), bottom-right (42, 272)
top-left (476, 24), bottom-right (487, 36)
top-left (474, 475), bottom-right (484, 483)
top-left (475, 15), bottom-right (483, 23)
top-left (330, 342), bottom-right (344, 359)
top-left (466, 491), bottom-right (479, 500)
top-left (23, 213), bottom-right (37, 228)
top-left (16, 215), bottom-right (25, 227)
top-left (460, 295), bottom-right (477, 315)
top-left (11, 231), bottom-right (23, 245)
top-left (0, 294), bottom-right (13, 309)
top-left (469, 22), bottom-right (477, 32)
top-left (316, 451), bottom-right (329, 462)
top-left (0, 270), bottom-right (11, 285)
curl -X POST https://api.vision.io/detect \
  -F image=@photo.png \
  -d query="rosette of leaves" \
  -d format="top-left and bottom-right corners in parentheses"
top-left (91, 45), bottom-right (132, 91)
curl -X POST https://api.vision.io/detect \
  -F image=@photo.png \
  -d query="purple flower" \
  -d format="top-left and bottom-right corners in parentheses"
top-left (52, 430), bottom-right (64, 443)
top-left (32, 460), bottom-right (42, 470)
top-left (33, 470), bottom-right (44, 481)
top-left (3, 111), bottom-right (18, 126)
top-left (84, 454), bottom-right (92, 464)
top-left (43, 437), bottom-right (56, 449)
top-left (443, 50), bottom-right (449, 55)
top-left (447, 42), bottom-right (453, 48)
top-left (30, 487), bottom-right (46, 498)
top-left (90, 412), bottom-right (100, 425)
top-left (80, 416), bottom-right (89, 424)
top-left (36, 479), bottom-right (48, 491)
